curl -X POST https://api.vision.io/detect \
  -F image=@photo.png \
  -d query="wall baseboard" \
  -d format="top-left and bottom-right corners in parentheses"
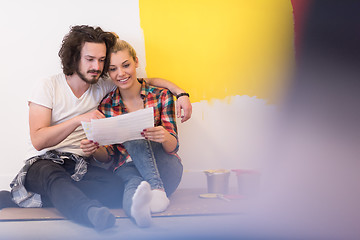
top-left (179, 171), bottom-right (238, 189)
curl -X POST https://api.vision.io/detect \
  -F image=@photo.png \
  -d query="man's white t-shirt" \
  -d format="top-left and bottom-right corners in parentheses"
top-left (26, 73), bottom-right (115, 159)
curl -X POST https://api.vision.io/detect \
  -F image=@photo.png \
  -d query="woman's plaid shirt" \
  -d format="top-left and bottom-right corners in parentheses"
top-left (98, 78), bottom-right (179, 171)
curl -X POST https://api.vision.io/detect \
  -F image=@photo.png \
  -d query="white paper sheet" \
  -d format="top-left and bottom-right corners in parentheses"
top-left (81, 107), bottom-right (154, 146)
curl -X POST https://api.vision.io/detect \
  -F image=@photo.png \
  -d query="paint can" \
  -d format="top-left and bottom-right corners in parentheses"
top-left (204, 169), bottom-right (230, 194)
top-left (232, 169), bottom-right (260, 197)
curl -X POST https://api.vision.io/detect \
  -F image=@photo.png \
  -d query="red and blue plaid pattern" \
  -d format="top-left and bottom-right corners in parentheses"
top-left (98, 78), bottom-right (179, 170)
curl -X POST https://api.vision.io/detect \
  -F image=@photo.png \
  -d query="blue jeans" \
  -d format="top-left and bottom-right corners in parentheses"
top-left (115, 139), bottom-right (183, 217)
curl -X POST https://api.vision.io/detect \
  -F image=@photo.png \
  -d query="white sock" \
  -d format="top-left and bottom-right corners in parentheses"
top-left (150, 189), bottom-right (170, 213)
top-left (130, 181), bottom-right (152, 227)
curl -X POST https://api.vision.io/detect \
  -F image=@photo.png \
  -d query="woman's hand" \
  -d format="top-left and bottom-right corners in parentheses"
top-left (80, 139), bottom-right (99, 157)
top-left (142, 126), bottom-right (177, 153)
top-left (142, 126), bottom-right (172, 143)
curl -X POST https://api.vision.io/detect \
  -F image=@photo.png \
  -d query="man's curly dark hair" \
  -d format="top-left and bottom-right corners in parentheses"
top-left (58, 25), bottom-right (116, 78)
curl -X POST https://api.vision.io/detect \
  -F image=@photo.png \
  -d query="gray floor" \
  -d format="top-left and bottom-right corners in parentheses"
top-left (2, 202), bottom-right (356, 240)
top-left (0, 214), bottom-right (256, 240)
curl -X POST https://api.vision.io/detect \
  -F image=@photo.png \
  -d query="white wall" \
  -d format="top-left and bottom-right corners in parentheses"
top-left (0, 0), bottom-right (276, 191)
top-left (0, 0), bottom-right (147, 190)
top-left (176, 96), bottom-right (276, 189)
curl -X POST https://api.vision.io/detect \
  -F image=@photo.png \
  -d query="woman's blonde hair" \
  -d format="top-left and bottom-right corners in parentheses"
top-left (111, 32), bottom-right (137, 62)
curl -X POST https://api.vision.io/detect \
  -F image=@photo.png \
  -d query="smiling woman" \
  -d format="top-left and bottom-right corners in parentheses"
top-left (80, 36), bottom-right (184, 227)
top-left (108, 40), bottom-right (139, 92)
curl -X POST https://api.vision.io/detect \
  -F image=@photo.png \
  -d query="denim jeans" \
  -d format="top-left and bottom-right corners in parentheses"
top-left (25, 159), bottom-right (124, 227)
top-left (115, 139), bottom-right (183, 217)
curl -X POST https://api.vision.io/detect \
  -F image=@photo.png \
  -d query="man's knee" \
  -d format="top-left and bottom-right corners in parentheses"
top-left (29, 160), bottom-right (68, 179)
top-left (25, 160), bottom-right (70, 192)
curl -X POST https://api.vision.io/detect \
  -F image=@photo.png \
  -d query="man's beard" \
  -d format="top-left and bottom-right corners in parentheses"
top-left (76, 68), bottom-right (101, 84)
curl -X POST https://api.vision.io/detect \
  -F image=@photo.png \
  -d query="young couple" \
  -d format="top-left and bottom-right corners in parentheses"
top-left (0, 25), bottom-right (191, 230)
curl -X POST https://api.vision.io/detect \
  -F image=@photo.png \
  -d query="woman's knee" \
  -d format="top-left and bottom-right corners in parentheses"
top-left (122, 139), bottom-right (149, 154)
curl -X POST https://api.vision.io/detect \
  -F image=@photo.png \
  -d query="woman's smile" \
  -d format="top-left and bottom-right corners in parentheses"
top-left (117, 77), bottom-right (130, 83)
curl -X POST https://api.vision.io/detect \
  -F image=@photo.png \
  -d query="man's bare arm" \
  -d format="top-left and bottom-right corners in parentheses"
top-left (29, 102), bottom-right (104, 151)
top-left (146, 78), bottom-right (192, 122)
